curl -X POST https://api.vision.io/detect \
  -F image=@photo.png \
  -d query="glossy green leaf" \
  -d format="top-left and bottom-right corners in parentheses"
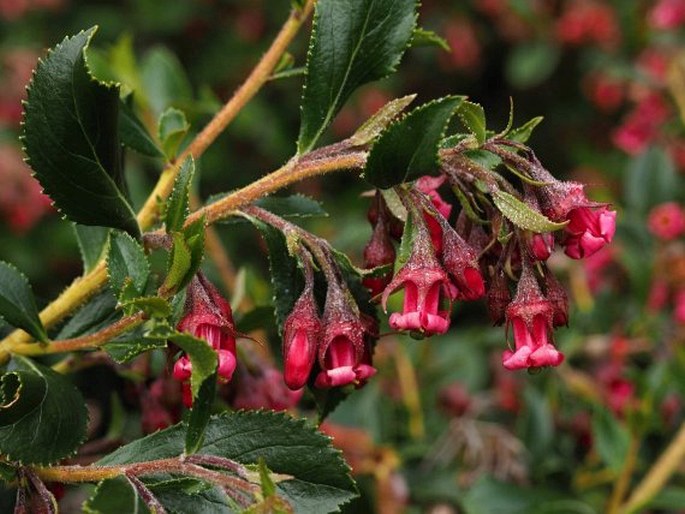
top-left (120, 296), bottom-right (171, 318)
top-left (57, 290), bottom-right (119, 340)
top-left (0, 261), bottom-right (48, 343)
top-left (158, 107), bottom-right (190, 159)
top-left (349, 94), bottom-right (416, 146)
top-left (22, 27), bottom-right (140, 238)
top-left (508, 116), bottom-right (544, 144)
top-left (255, 195), bottom-right (327, 219)
top-left (119, 100), bottom-right (164, 158)
top-left (493, 191), bottom-right (568, 232)
top-left (410, 27), bottom-right (449, 50)
top-left (104, 336), bottom-right (167, 364)
top-left (182, 217), bottom-right (206, 290)
top-left (98, 411), bottom-right (358, 513)
top-left (107, 232), bottom-right (150, 302)
top-left (141, 46), bottom-right (193, 117)
top-left (83, 476), bottom-right (149, 514)
top-left (165, 157), bottom-right (195, 233)
top-left (298, 0), bottom-right (417, 153)
top-left (365, 96), bottom-right (464, 188)
top-left (244, 217), bottom-right (303, 333)
top-left (458, 101), bottom-right (487, 145)
top-left (184, 371), bottom-right (217, 455)
top-left (0, 356), bottom-right (88, 464)
top-left (74, 224), bottom-right (111, 274)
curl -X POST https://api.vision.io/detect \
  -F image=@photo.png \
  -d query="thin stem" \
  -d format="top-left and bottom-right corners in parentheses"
top-left (0, 2), bottom-right (315, 358)
top-left (9, 313), bottom-right (145, 357)
top-left (607, 434), bottom-right (639, 514)
top-left (620, 422), bottom-right (685, 513)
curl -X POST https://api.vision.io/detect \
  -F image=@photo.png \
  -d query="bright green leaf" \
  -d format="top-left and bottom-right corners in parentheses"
top-left (159, 232), bottom-right (192, 297)
top-left (493, 190), bottom-right (568, 232)
top-left (165, 157), bottom-right (195, 233)
top-left (508, 116), bottom-right (543, 144)
top-left (298, 0), bottom-right (418, 153)
top-left (22, 27), bottom-right (140, 238)
top-left (458, 101), bottom-right (487, 145)
top-left (0, 356), bottom-right (88, 464)
top-left (364, 96), bottom-right (464, 188)
top-left (349, 94), bottom-right (417, 146)
top-left (410, 27), bottom-right (449, 51)
top-left (74, 224), bottom-right (111, 274)
top-left (0, 261), bottom-right (48, 343)
top-left (107, 232), bottom-right (150, 302)
top-left (158, 107), bottom-right (190, 159)
top-left (141, 46), bottom-right (193, 117)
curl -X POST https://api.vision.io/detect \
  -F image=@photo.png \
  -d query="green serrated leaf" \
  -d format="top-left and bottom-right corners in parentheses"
top-left (0, 356), bottom-right (88, 464)
top-left (83, 476), bottom-right (149, 514)
top-left (158, 107), bottom-right (190, 159)
top-left (395, 211), bottom-right (415, 273)
top-left (492, 190), bottom-right (568, 232)
top-left (160, 232), bottom-right (192, 297)
top-left (104, 334), bottom-right (167, 364)
top-left (118, 100), bottom-right (164, 158)
top-left (349, 94), bottom-right (417, 146)
top-left (22, 27), bottom-right (140, 238)
top-left (0, 261), bottom-right (48, 343)
top-left (74, 224), bottom-right (111, 274)
top-left (458, 101), bottom-right (487, 145)
top-left (107, 232), bottom-right (150, 302)
top-left (57, 290), bottom-right (119, 339)
top-left (365, 96), bottom-right (464, 189)
top-left (298, 0), bottom-right (418, 153)
top-left (166, 157), bottom-right (195, 233)
top-left (244, 218), bottom-right (303, 334)
top-left (98, 411), bottom-right (358, 514)
top-left (508, 116), bottom-right (543, 143)
top-left (255, 195), bottom-right (327, 219)
top-left (120, 296), bottom-right (171, 318)
top-left (182, 217), bottom-right (206, 290)
top-left (410, 27), bottom-right (449, 50)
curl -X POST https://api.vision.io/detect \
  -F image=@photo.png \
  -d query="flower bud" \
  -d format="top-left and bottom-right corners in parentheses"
top-left (529, 232), bottom-right (554, 261)
top-left (440, 222), bottom-right (485, 300)
top-left (416, 175), bottom-right (453, 254)
top-left (362, 206), bottom-right (396, 298)
top-left (543, 272), bottom-right (569, 327)
top-left (282, 284), bottom-right (320, 390)
top-left (487, 271), bottom-right (511, 326)
top-left (563, 206), bottom-right (616, 259)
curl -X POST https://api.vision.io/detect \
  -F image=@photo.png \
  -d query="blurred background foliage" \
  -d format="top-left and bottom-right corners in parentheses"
top-left (1, 0), bottom-right (685, 512)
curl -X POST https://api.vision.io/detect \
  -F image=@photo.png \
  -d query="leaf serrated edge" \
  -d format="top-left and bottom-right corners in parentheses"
top-left (1, 356), bottom-right (90, 466)
top-left (0, 261), bottom-right (48, 343)
top-left (165, 156), bottom-right (195, 232)
top-left (106, 231), bottom-right (151, 302)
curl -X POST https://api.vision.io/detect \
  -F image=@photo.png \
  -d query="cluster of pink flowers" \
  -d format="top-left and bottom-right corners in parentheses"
top-left (281, 266), bottom-right (377, 391)
top-left (172, 274), bottom-right (238, 407)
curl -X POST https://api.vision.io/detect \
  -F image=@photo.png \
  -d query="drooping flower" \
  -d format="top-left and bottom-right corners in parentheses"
top-left (439, 218), bottom-right (485, 300)
top-left (282, 280), bottom-right (320, 390)
top-left (315, 281), bottom-right (377, 388)
top-left (563, 206), bottom-right (617, 259)
top-left (362, 193), bottom-right (396, 298)
top-left (487, 271), bottom-right (511, 326)
top-left (529, 232), bottom-right (555, 261)
top-left (415, 175), bottom-right (453, 254)
top-left (173, 274), bottom-right (238, 406)
top-left (543, 272), bottom-right (569, 327)
top-left (382, 222), bottom-right (455, 336)
top-left (502, 265), bottom-right (564, 370)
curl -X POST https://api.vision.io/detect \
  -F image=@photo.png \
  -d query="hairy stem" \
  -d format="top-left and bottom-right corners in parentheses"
top-left (0, 2), bottom-right (315, 358)
top-left (620, 422), bottom-right (685, 513)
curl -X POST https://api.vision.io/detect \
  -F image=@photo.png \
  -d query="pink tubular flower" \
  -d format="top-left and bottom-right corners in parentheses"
top-left (439, 219), bottom-right (485, 300)
top-left (502, 266), bottom-right (564, 370)
top-left (563, 206), bottom-right (617, 259)
top-left (416, 175), bottom-right (453, 254)
top-left (282, 282), bottom-right (320, 390)
top-left (173, 275), bottom-right (238, 406)
top-left (648, 202), bottom-right (685, 241)
top-left (315, 282), bottom-right (377, 388)
top-left (382, 226), bottom-right (455, 336)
